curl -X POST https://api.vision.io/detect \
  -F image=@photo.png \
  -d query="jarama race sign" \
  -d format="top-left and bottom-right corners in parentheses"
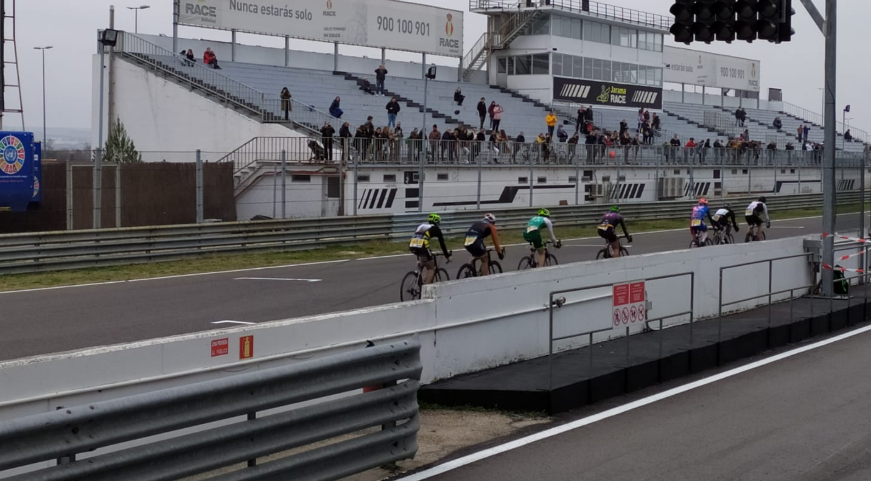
top-left (176, 0), bottom-right (463, 57)
top-left (553, 77), bottom-right (663, 110)
top-left (612, 281), bottom-right (646, 330)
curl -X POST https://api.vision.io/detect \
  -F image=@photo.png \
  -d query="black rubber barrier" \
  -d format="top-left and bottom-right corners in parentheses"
top-left (420, 289), bottom-right (870, 414)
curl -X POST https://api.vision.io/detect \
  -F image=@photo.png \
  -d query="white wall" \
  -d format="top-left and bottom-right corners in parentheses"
top-left (91, 57), bottom-right (306, 157)
top-left (0, 236), bottom-right (821, 423)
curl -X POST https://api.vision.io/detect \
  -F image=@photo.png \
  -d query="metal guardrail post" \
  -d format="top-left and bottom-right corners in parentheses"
top-left (529, 161), bottom-right (534, 208)
top-left (477, 152), bottom-right (482, 210)
top-left (94, 148), bottom-right (103, 230)
top-left (196, 150), bottom-right (204, 224)
top-left (281, 150), bottom-right (287, 219)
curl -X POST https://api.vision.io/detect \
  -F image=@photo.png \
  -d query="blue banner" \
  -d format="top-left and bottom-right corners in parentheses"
top-left (0, 132), bottom-right (36, 212)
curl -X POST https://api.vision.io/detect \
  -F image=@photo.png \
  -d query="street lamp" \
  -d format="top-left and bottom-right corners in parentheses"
top-left (33, 46), bottom-right (53, 148)
top-left (127, 5), bottom-right (150, 34)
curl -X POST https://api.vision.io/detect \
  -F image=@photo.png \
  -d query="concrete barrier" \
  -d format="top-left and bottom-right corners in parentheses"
top-left (0, 235), bottom-right (837, 422)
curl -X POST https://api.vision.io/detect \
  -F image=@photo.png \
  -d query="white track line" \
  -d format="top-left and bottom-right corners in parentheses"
top-left (211, 320), bottom-right (256, 326)
top-left (401, 324), bottom-right (871, 481)
top-left (234, 277), bottom-right (322, 282)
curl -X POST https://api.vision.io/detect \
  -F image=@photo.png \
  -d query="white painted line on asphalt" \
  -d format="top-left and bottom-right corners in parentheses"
top-left (211, 320), bottom-right (256, 325)
top-left (356, 254), bottom-right (413, 261)
top-left (770, 226), bottom-right (806, 229)
top-left (0, 260), bottom-right (349, 295)
top-left (235, 277), bottom-right (322, 282)
top-left (401, 323), bottom-right (871, 481)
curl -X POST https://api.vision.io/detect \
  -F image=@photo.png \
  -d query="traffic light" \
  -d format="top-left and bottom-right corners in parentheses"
top-left (777, 1), bottom-right (795, 43)
top-left (670, 0), bottom-right (695, 44)
top-left (735, 0), bottom-right (757, 41)
top-left (692, 0), bottom-right (717, 43)
top-left (712, 0), bottom-right (735, 42)
top-left (756, 0), bottom-right (781, 40)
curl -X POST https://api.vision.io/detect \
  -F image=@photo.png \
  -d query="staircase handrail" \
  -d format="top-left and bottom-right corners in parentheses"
top-left (780, 101), bottom-right (868, 144)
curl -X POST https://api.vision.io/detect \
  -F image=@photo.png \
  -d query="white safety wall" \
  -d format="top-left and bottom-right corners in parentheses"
top-left (0, 236), bottom-right (819, 422)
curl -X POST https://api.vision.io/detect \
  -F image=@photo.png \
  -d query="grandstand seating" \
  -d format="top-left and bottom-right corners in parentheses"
top-left (715, 106), bottom-right (866, 152)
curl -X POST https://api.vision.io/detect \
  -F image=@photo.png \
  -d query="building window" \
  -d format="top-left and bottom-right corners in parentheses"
top-left (327, 177), bottom-right (340, 198)
top-left (537, 177), bottom-right (547, 184)
top-left (292, 175), bottom-right (311, 182)
top-left (583, 20), bottom-right (610, 44)
top-left (569, 176), bottom-right (577, 183)
top-left (515, 55), bottom-right (531, 75)
top-left (498, 57), bottom-right (507, 74)
top-left (552, 54), bottom-right (563, 77)
top-left (531, 14), bottom-right (550, 35)
top-left (573, 56), bottom-right (585, 78)
top-left (518, 177), bottom-right (528, 184)
top-left (357, 174), bottom-right (370, 182)
top-left (532, 54), bottom-right (550, 75)
top-left (437, 173), bottom-right (449, 181)
top-left (383, 174), bottom-right (396, 182)
top-left (611, 27), bottom-right (637, 48)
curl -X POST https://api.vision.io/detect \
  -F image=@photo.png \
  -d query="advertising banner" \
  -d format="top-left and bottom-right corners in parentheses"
top-left (177, 0), bottom-right (463, 57)
top-left (0, 131), bottom-right (35, 212)
top-left (663, 47), bottom-right (761, 92)
top-left (553, 77), bottom-right (663, 110)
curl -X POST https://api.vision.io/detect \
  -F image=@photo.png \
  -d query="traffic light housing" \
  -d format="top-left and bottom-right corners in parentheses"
top-left (670, 0), bottom-right (695, 44)
top-left (692, 0), bottom-right (717, 43)
top-left (669, 0), bottom-right (795, 44)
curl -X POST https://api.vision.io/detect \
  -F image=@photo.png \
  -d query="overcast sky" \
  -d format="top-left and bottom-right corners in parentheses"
top-left (12, 0), bottom-right (867, 133)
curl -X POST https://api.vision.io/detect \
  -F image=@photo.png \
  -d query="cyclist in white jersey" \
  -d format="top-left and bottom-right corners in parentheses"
top-left (744, 197), bottom-right (770, 240)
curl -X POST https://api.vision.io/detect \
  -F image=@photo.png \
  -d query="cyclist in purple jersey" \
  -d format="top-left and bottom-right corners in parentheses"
top-left (598, 206), bottom-right (632, 258)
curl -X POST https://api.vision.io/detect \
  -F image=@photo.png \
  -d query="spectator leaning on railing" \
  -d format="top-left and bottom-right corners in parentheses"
top-left (280, 87), bottom-right (292, 120)
top-left (321, 121), bottom-right (335, 161)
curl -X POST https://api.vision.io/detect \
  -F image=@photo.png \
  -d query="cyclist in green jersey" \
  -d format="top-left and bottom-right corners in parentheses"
top-left (523, 208), bottom-right (561, 268)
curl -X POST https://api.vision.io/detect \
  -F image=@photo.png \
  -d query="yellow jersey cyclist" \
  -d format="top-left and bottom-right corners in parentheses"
top-left (408, 213), bottom-right (452, 284)
top-left (598, 206), bottom-right (632, 257)
top-left (464, 213), bottom-right (505, 276)
top-left (523, 208), bottom-right (562, 267)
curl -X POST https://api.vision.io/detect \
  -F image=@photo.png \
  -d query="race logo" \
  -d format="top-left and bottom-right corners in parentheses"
top-left (596, 85), bottom-right (612, 104)
top-left (445, 14), bottom-right (454, 36)
top-left (751, 62), bottom-right (757, 79)
top-left (0, 135), bottom-right (26, 175)
top-left (184, 0), bottom-right (217, 22)
top-left (326, 0), bottom-right (333, 10)
top-left (439, 13), bottom-right (460, 50)
top-left (33, 176), bottom-right (40, 198)
top-left (324, 0), bottom-right (336, 16)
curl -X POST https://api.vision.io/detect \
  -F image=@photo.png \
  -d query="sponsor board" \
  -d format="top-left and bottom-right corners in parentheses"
top-left (177, 0), bottom-right (463, 57)
top-left (663, 47), bottom-right (761, 92)
top-left (553, 77), bottom-right (662, 109)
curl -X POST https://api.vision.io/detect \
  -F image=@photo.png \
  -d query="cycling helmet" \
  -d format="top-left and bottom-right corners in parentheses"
top-left (610, 205), bottom-right (622, 213)
top-left (483, 213), bottom-right (496, 225)
top-left (758, 196), bottom-right (767, 204)
top-left (538, 208), bottom-right (551, 217)
top-left (428, 213), bottom-right (441, 224)
top-left (725, 203), bottom-right (732, 208)
top-left (698, 197), bottom-right (708, 205)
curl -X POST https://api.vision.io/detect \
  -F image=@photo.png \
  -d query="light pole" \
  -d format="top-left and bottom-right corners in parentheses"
top-left (127, 5), bottom-right (150, 34)
top-left (34, 46), bottom-right (53, 148)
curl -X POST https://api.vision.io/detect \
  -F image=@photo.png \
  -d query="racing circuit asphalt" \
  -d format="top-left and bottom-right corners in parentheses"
top-left (0, 214), bottom-right (860, 362)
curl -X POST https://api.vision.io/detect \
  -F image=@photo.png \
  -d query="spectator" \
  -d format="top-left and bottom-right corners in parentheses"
top-left (669, 134), bottom-right (681, 163)
top-left (329, 96), bottom-right (343, 119)
top-left (203, 47), bottom-right (220, 69)
top-left (557, 124), bottom-right (568, 142)
top-left (700, 139), bottom-right (711, 163)
top-left (845, 129), bottom-right (853, 142)
top-left (585, 129), bottom-right (598, 163)
top-left (773, 117), bottom-right (783, 131)
top-left (546, 111), bottom-right (558, 136)
top-left (477, 98), bottom-right (487, 130)
top-left (354, 125), bottom-right (367, 161)
top-left (785, 141), bottom-right (795, 151)
top-left (442, 128), bottom-right (455, 163)
top-left (585, 105), bottom-right (594, 128)
top-left (685, 137), bottom-right (697, 149)
top-left (408, 127), bottom-right (422, 161)
top-left (796, 124), bottom-right (803, 143)
top-left (488, 101), bottom-right (497, 130)
top-left (394, 122), bottom-right (404, 139)
top-left (652, 113), bottom-right (661, 131)
top-left (181, 49), bottom-right (195, 67)
top-left (744, 129), bottom-right (750, 142)
top-left (803, 125), bottom-right (810, 144)
top-left (637, 108), bottom-right (644, 132)
top-left (374, 64), bottom-right (388, 96)
top-left (373, 127), bottom-right (385, 162)
top-left (576, 106), bottom-right (585, 133)
top-left (386, 97), bottom-right (401, 128)
top-left (454, 88), bottom-right (466, 107)
top-left (280, 87), bottom-right (292, 120)
top-left (492, 103), bottom-right (504, 132)
top-left (619, 119), bottom-right (628, 137)
top-left (641, 120), bottom-right (652, 145)
top-left (339, 121), bottom-right (352, 159)
top-left (321, 122), bottom-right (335, 161)
top-left (428, 124), bottom-right (441, 161)
top-left (360, 77), bottom-right (374, 95)
top-left (514, 131), bottom-right (525, 162)
top-left (734, 108), bottom-right (742, 127)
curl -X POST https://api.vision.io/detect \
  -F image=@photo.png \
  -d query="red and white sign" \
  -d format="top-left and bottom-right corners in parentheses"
top-left (211, 338), bottom-right (229, 357)
top-left (613, 281), bottom-right (646, 329)
top-left (239, 335), bottom-right (255, 360)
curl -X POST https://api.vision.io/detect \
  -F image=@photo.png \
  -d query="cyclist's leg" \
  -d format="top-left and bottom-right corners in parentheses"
top-left (480, 253), bottom-right (491, 276)
top-left (422, 256), bottom-right (436, 284)
top-left (610, 240), bottom-right (622, 257)
top-left (699, 224), bottom-right (708, 244)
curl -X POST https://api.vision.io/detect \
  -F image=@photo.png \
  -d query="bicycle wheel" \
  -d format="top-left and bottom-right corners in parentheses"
top-left (761, 231), bottom-right (767, 241)
top-left (457, 264), bottom-right (477, 279)
top-left (400, 271), bottom-right (421, 301)
top-left (704, 238), bottom-right (715, 247)
top-left (596, 248), bottom-right (609, 260)
top-left (620, 247), bottom-right (630, 257)
top-left (434, 268), bottom-right (450, 282)
top-left (689, 240), bottom-right (698, 249)
top-left (489, 261), bottom-right (503, 274)
top-left (517, 256), bottom-right (534, 270)
top-left (724, 234), bottom-right (734, 245)
top-left (545, 254), bottom-right (558, 266)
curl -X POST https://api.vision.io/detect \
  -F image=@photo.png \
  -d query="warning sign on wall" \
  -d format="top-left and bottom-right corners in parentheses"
top-left (612, 281), bottom-right (646, 329)
top-left (240, 335), bottom-right (254, 360)
top-left (211, 338), bottom-right (229, 357)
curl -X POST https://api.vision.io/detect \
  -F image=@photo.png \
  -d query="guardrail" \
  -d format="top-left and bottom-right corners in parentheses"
top-left (0, 340), bottom-right (421, 480)
top-left (0, 192), bottom-right (862, 275)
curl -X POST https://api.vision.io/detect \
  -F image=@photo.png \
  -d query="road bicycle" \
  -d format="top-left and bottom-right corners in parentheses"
top-left (400, 253), bottom-right (450, 302)
top-left (689, 226), bottom-right (715, 249)
top-left (711, 226), bottom-right (735, 245)
top-left (517, 241), bottom-right (560, 270)
top-left (457, 248), bottom-right (504, 279)
top-left (596, 237), bottom-right (630, 259)
top-left (745, 224), bottom-right (767, 243)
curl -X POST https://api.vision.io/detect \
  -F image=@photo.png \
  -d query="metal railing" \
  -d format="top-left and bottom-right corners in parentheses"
top-left (547, 272), bottom-right (694, 393)
top-left (223, 137), bottom-right (867, 173)
top-left (780, 101), bottom-right (870, 144)
top-left (0, 191), bottom-right (861, 276)
top-left (116, 32), bottom-right (334, 137)
top-left (703, 110), bottom-right (739, 138)
top-left (0, 340), bottom-right (421, 480)
top-left (469, 0), bottom-right (671, 30)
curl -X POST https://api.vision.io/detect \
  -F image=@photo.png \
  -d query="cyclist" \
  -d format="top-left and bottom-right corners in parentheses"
top-left (690, 198), bottom-right (715, 246)
top-left (408, 213), bottom-right (451, 284)
top-left (598, 206), bottom-right (632, 258)
top-left (524, 208), bottom-right (562, 268)
top-left (464, 213), bottom-right (505, 276)
top-left (745, 196), bottom-right (770, 241)
top-left (712, 203), bottom-right (740, 236)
